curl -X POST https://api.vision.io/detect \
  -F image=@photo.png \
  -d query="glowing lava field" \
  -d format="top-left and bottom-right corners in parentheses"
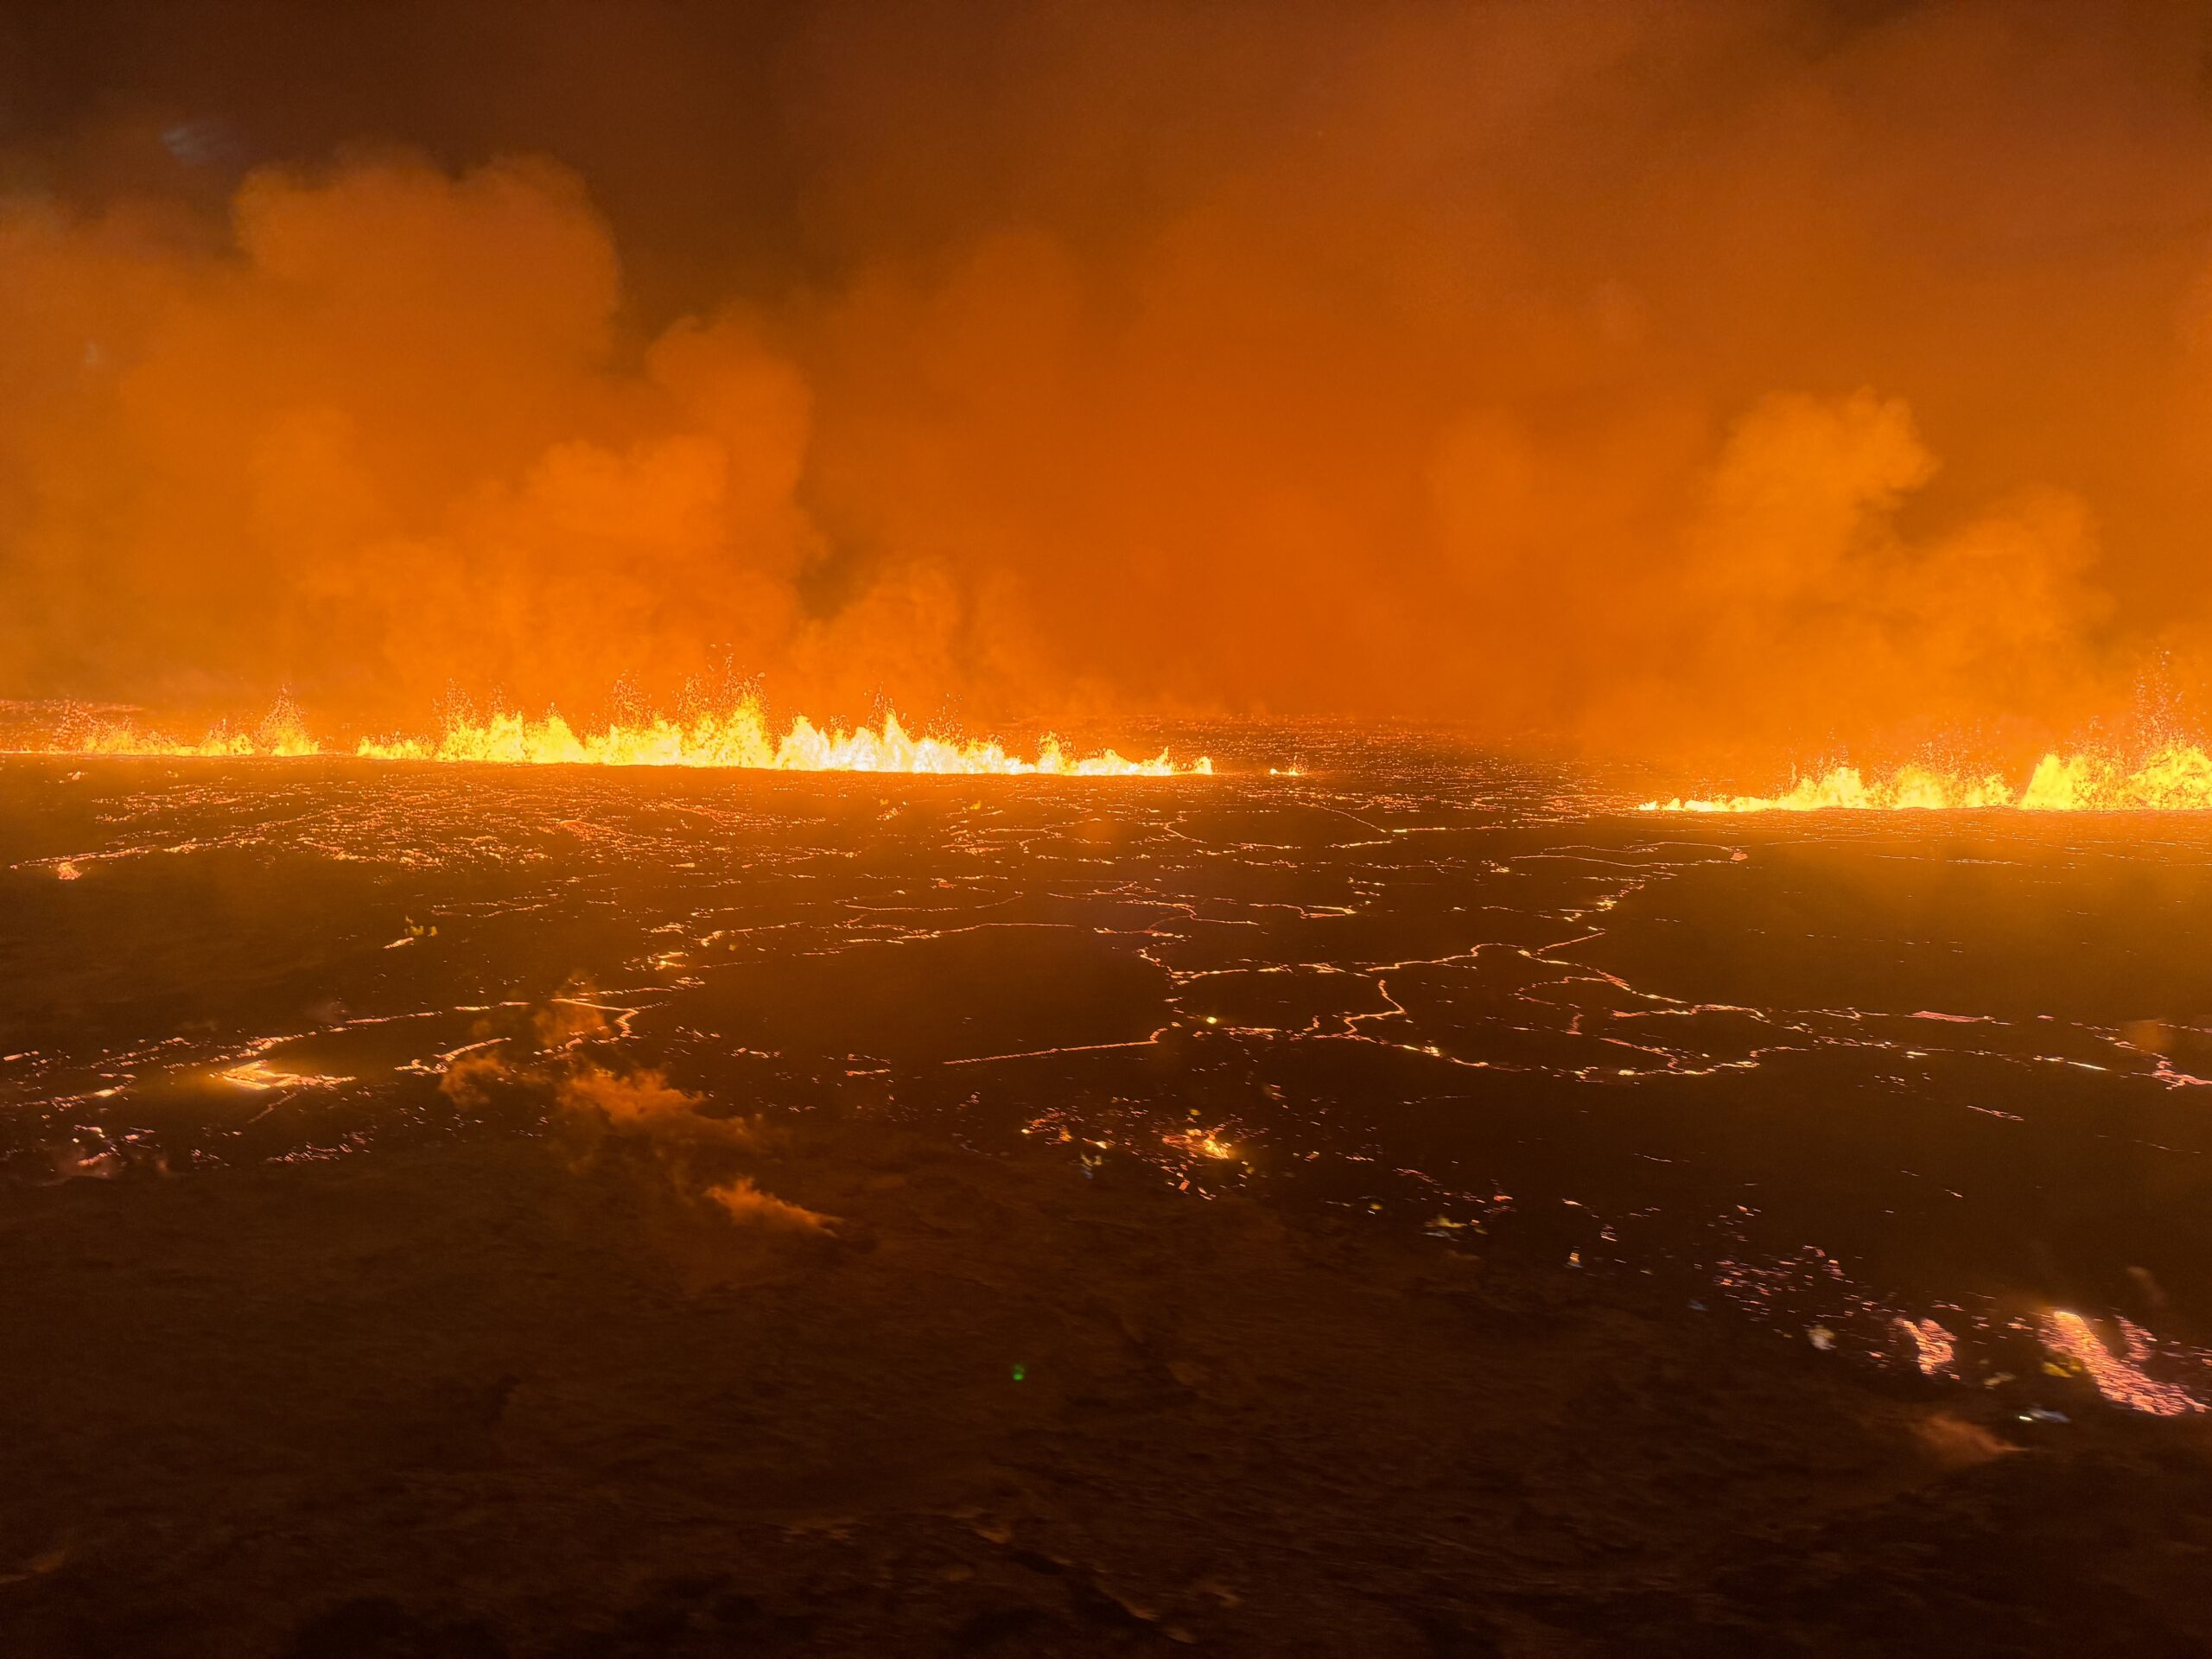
top-left (8, 727), bottom-right (2210, 1406)
top-left (13, 728), bottom-right (2212, 1650)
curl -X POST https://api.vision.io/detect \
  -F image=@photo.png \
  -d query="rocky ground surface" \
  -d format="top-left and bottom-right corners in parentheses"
top-left (5, 1114), bottom-right (2211, 1658)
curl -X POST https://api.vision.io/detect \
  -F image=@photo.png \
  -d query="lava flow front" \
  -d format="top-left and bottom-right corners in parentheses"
top-left (25, 699), bottom-right (1211, 777)
top-left (1644, 742), bottom-right (2212, 812)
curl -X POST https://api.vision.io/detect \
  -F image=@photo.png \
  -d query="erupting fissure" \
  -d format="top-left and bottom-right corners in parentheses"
top-left (23, 700), bottom-right (1211, 777)
top-left (1643, 745), bottom-right (2212, 812)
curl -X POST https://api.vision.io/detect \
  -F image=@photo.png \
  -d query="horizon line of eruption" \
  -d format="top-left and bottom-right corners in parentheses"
top-left (22, 700), bottom-right (1211, 777)
top-left (1644, 744), bottom-right (2212, 812)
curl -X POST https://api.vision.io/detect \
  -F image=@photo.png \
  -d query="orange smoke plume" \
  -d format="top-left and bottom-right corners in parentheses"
top-left (435, 989), bottom-right (828, 1230)
top-left (10, 8), bottom-right (2212, 761)
top-left (703, 1178), bottom-right (835, 1235)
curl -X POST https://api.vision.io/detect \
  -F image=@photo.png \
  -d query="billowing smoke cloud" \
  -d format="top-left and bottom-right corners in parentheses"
top-left (4, 1), bottom-right (2211, 762)
top-left (0, 157), bottom-right (823, 720)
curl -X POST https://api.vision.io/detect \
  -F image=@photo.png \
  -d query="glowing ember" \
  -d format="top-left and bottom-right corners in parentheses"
top-left (21, 699), bottom-right (1211, 777)
top-left (1897, 1316), bottom-right (1956, 1376)
top-left (217, 1058), bottom-right (355, 1091)
top-left (1165, 1128), bottom-right (1238, 1160)
top-left (1644, 744), bottom-right (2212, 812)
top-left (2040, 1310), bottom-right (2202, 1415)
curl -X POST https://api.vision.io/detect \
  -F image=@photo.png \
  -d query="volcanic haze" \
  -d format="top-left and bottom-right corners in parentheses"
top-left (3, 1), bottom-right (2210, 766)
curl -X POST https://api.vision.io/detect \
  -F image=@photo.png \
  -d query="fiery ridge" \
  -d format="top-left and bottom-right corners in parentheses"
top-left (17, 699), bottom-right (1210, 777)
top-left (1643, 744), bottom-right (2212, 813)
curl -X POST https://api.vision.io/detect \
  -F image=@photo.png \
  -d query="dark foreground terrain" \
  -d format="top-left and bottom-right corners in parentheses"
top-left (10, 742), bottom-right (2212, 1653)
top-left (5, 1113), bottom-right (2210, 1657)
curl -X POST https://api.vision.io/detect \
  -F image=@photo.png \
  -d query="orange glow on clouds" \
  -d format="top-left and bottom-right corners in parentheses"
top-left (13, 10), bottom-right (2212, 764)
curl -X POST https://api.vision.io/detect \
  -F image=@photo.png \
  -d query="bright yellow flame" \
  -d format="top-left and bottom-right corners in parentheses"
top-left (24, 698), bottom-right (1211, 777)
top-left (1643, 744), bottom-right (2212, 812)
top-left (60, 695), bottom-right (322, 760)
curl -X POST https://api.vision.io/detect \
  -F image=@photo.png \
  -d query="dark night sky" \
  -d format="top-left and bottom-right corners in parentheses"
top-left (1, 3), bottom-right (822, 315)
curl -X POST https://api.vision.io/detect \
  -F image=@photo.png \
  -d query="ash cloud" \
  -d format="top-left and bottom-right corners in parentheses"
top-left (4, 1), bottom-right (2211, 762)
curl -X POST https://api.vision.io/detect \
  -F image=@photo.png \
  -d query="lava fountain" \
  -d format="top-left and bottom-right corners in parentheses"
top-left (15, 698), bottom-right (1212, 777)
top-left (1643, 743), bottom-right (2212, 812)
